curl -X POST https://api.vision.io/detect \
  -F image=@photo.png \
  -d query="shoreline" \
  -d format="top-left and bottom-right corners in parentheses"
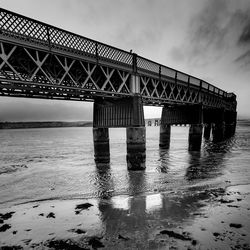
top-left (1, 184), bottom-right (250, 249)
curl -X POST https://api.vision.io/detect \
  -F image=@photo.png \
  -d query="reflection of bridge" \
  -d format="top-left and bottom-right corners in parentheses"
top-left (0, 9), bottom-right (237, 170)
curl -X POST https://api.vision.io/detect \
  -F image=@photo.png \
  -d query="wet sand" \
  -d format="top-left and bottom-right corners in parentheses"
top-left (0, 184), bottom-right (250, 249)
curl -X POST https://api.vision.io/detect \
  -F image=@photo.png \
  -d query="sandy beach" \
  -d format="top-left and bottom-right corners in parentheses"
top-left (1, 183), bottom-right (249, 249)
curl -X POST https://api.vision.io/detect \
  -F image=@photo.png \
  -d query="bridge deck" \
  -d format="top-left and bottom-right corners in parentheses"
top-left (0, 8), bottom-right (236, 111)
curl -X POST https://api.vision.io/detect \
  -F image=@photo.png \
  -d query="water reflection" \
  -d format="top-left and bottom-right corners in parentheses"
top-left (94, 163), bottom-right (114, 199)
top-left (157, 148), bottom-right (170, 173)
top-left (127, 171), bottom-right (147, 196)
top-left (186, 138), bottom-right (235, 181)
top-left (96, 172), bottom-right (212, 249)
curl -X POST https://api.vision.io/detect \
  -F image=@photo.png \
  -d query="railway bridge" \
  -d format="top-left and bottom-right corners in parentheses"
top-left (0, 8), bottom-right (237, 170)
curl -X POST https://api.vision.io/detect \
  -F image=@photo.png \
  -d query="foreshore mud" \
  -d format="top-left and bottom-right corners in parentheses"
top-left (0, 184), bottom-right (249, 249)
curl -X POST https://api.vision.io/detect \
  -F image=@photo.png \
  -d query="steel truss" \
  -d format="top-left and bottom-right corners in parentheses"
top-left (0, 8), bottom-right (237, 111)
top-left (0, 41), bottom-right (131, 101)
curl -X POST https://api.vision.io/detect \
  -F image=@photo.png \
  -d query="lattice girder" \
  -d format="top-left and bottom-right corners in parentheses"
top-left (0, 41), bottom-right (132, 100)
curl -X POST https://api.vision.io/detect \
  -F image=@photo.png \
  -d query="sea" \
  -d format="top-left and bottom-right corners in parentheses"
top-left (0, 120), bottom-right (250, 209)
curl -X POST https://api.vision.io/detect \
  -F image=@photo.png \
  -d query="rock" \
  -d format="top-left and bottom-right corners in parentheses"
top-left (227, 205), bottom-right (239, 208)
top-left (46, 239), bottom-right (85, 250)
top-left (192, 240), bottom-right (197, 246)
top-left (68, 228), bottom-right (86, 234)
top-left (0, 224), bottom-right (11, 232)
top-left (75, 203), bottom-right (93, 210)
top-left (39, 213), bottom-right (44, 216)
top-left (88, 237), bottom-right (104, 248)
top-left (160, 230), bottom-right (191, 241)
top-left (218, 199), bottom-right (234, 204)
top-left (229, 223), bottom-right (242, 228)
top-left (0, 212), bottom-right (15, 220)
top-left (118, 234), bottom-right (129, 240)
top-left (75, 203), bottom-right (93, 214)
top-left (0, 219), bottom-right (4, 224)
top-left (46, 212), bottom-right (55, 218)
top-left (0, 245), bottom-right (22, 249)
top-left (213, 232), bottom-right (220, 237)
top-left (12, 230), bottom-right (17, 234)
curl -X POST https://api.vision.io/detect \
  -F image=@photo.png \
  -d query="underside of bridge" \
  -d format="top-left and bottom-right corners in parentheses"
top-left (0, 8), bottom-right (238, 170)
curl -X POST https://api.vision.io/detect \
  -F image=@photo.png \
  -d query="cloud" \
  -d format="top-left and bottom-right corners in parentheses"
top-left (234, 50), bottom-right (250, 67)
top-left (169, 47), bottom-right (185, 62)
top-left (238, 16), bottom-right (250, 45)
top-left (186, 0), bottom-right (250, 66)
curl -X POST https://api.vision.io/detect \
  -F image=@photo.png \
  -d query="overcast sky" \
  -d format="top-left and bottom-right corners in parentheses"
top-left (1, 0), bottom-right (250, 121)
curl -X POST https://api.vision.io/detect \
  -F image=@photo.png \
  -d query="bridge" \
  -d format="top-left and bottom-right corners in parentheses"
top-left (0, 8), bottom-right (237, 170)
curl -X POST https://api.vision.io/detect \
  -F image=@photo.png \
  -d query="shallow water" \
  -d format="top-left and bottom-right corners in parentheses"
top-left (0, 121), bottom-right (250, 208)
top-left (1, 121), bottom-right (250, 249)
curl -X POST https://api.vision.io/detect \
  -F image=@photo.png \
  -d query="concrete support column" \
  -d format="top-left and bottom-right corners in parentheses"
top-left (126, 127), bottom-right (146, 170)
top-left (212, 122), bottom-right (225, 142)
top-left (159, 124), bottom-right (171, 148)
top-left (225, 123), bottom-right (236, 138)
top-left (93, 127), bottom-right (110, 164)
top-left (188, 124), bottom-right (203, 151)
top-left (204, 123), bottom-right (211, 140)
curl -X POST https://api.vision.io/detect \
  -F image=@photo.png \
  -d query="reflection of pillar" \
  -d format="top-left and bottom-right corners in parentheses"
top-left (93, 127), bottom-right (110, 164)
top-left (204, 123), bottom-right (211, 140)
top-left (188, 124), bottom-right (203, 151)
top-left (159, 124), bottom-right (171, 149)
top-left (126, 127), bottom-right (146, 170)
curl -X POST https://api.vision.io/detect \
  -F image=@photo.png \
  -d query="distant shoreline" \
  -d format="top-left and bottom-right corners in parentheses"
top-left (0, 119), bottom-right (248, 129)
top-left (0, 121), bottom-right (93, 129)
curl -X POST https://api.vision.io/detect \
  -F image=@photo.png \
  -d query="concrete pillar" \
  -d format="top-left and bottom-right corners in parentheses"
top-left (126, 127), bottom-right (146, 170)
top-left (225, 123), bottom-right (236, 138)
top-left (204, 123), bottom-right (211, 140)
top-left (212, 122), bottom-right (225, 142)
top-left (159, 124), bottom-right (171, 148)
top-left (93, 127), bottom-right (110, 164)
top-left (188, 124), bottom-right (203, 151)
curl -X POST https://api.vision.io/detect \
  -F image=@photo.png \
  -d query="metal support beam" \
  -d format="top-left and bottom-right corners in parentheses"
top-left (161, 104), bottom-right (203, 125)
top-left (93, 95), bottom-right (144, 128)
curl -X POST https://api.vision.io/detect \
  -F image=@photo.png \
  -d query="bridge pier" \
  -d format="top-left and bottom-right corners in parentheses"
top-left (188, 124), bottom-right (203, 151)
top-left (204, 123), bottom-right (211, 140)
top-left (225, 123), bottom-right (236, 137)
top-left (93, 94), bottom-right (145, 170)
top-left (93, 127), bottom-right (110, 164)
top-left (160, 104), bottom-right (203, 151)
top-left (224, 111), bottom-right (237, 138)
top-left (212, 122), bottom-right (225, 142)
top-left (126, 127), bottom-right (146, 170)
top-left (159, 124), bottom-right (171, 148)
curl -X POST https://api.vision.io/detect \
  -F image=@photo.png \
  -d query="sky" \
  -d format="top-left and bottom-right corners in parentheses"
top-left (0, 0), bottom-right (250, 121)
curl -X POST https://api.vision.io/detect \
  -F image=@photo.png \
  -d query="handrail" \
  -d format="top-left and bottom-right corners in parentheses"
top-left (0, 8), bottom-right (233, 99)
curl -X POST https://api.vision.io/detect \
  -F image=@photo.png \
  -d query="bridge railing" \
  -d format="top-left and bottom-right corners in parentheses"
top-left (0, 8), bottom-right (233, 99)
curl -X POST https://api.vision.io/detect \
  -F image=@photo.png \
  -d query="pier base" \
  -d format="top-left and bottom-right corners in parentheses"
top-left (204, 124), bottom-right (211, 140)
top-left (225, 123), bottom-right (236, 138)
top-left (159, 124), bottom-right (171, 148)
top-left (126, 127), bottom-right (146, 170)
top-left (188, 124), bottom-right (203, 151)
top-left (93, 127), bottom-right (110, 164)
top-left (212, 123), bottom-right (225, 142)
